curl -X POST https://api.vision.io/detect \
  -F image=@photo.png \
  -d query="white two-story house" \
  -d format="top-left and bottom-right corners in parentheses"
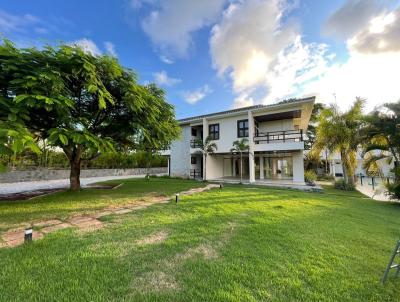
top-left (165, 97), bottom-right (315, 185)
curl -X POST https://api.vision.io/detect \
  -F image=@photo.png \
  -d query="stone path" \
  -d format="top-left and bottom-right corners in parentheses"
top-left (0, 184), bottom-right (219, 248)
top-left (0, 174), bottom-right (166, 195)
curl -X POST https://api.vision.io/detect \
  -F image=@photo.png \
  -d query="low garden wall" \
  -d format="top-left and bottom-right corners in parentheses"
top-left (0, 167), bottom-right (168, 183)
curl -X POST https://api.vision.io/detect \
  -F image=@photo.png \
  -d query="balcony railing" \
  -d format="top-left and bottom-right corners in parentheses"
top-left (254, 129), bottom-right (303, 144)
top-left (190, 139), bottom-right (202, 148)
top-left (190, 169), bottom-right (202, 179)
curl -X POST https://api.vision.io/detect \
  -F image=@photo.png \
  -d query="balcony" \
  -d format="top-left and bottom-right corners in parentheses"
top-left (190, 139), bottom-right (202, 148)
top-left (254, 129), bottom-right (303, 144)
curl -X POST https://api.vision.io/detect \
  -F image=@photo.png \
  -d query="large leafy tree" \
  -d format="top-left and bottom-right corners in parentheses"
top-left (311, 98), bottom-right (365, 186)
top-left (0, 41), bottom-right (180, 190)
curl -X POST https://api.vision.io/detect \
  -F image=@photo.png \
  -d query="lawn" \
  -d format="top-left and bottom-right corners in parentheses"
top-left (0, 177), bottom-right (204, 231)
top-left (0, 180), bottom-right (399, 301)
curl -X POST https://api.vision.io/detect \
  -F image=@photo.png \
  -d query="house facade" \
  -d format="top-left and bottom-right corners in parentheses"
top-left (165, 97), bottom-right (315, 185)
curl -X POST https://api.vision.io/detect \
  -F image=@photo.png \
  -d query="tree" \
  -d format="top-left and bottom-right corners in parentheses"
top-left (362, 101), bottom-right (400, 199)
top-left (230, 138), bottom-right (249, 183)
top-left (0, 40), bottom-right (180, 190)
top-left (195, 135), bottom-right (217, 180)
top-left (311, 98), bottom-right (365, 186)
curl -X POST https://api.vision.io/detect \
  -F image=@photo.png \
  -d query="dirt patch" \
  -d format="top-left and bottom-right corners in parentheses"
top-left (134, 271), bottom-right (179, 293)
top-left (136, 231), bottom-right (168, 245)
top-left (0, 189), bottom-right (64, 201)
top-left (180, 243), bottom-right (218, 260)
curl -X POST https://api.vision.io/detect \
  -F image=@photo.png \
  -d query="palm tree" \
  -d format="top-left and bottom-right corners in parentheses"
top-left (195, 135), bottom-right (217, 180)
top-left (230, 138), bottom-right (249, 183)
top-left (362, 101), bottom-right (400, 182)
top-left (311, 98), bottom-right (365, 186)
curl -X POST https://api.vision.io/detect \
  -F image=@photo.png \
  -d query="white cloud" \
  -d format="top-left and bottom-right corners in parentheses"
top-left (210, 0), bottom-right (329, 106)
top-left (153, 70), bottom-right (181, 86)
top-left (160, 55), bottom-right (174, 64)
top-left (182, 85), bottom-right (212, 104)
top-left (0, 10), bottom-right (40, 33)
top-left (140, 0), bottom-right (226, 57)
top-left (349, 7), bottom-right (400, 53)
top-left (323, 0), bottom-right (385, 38)
top-left (104, 41), bottom-right (117, 56)
top-left (70, 38), bottom-right (102, 56)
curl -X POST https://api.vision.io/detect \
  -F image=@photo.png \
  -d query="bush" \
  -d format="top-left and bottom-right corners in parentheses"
top-left (0, 151), bottom-right (167, 171)
top-left (304, 170), bottom-right (317, 184)
top-left (334, 179), bottom-right (356, 191)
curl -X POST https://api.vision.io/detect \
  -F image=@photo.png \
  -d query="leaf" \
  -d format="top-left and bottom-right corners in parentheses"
top-left (14, 94), bottom-right (29, 103)
top-left (59, 134), bottom-right (68, 145)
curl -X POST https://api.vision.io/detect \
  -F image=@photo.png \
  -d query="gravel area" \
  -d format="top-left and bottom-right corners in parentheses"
top-left (0, 174), bottom-right (165, 196)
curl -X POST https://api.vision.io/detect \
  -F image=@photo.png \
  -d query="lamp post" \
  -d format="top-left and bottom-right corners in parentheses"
top-left (24, 227), bottom-right (33, 243)
top-left (175, 193), bottom-right (179, 203)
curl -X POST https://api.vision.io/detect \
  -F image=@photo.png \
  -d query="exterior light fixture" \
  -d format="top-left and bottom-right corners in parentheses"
top-left (220, 183), bottom-right (223, 189)
top-left (175, 193), bottom-right (179, 203)
top-left (24, 227), bottom-right (33, 243)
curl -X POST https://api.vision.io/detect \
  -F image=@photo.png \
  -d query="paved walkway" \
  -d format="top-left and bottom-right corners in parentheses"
top-left (356, 183), bottom-right (392, 202)
top-left (0, 184), bottom-right (220, 248)
top-left (0, 174), bottom-right (165, 195)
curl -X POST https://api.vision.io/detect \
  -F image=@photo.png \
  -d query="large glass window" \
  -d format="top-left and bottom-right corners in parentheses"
top-left (209, 124), bottom-right (219, 140)
top-left (237, 119), bottom-right (249, 137)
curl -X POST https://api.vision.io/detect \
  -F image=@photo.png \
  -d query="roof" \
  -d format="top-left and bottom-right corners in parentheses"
top-left (178, 96), bottom-right (315, 124)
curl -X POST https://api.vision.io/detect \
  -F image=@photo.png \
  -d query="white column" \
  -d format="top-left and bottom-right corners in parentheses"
top-left (232, 158), bottom-right (236, 176)
top-left (292, 150), bottom-right (305, 183)
top-left (259, 156), bottom-right (264, 180)
top-left (248, 111), bottom-right (255, 183)
top-left (202, 118), bottom-right (209, 180)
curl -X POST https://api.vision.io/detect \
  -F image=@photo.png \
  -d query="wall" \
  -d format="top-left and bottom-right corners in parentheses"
top-left (170, 125), bottom-right (191, 177)
top-left (207, 113), bottom-right (248, 153)
top-left (257, 119), bottom-right (294, 133)
top-left (292, 150), bottom-right (305, 183)
top-left (206, 154), bottom-right (224, 179)
top-left (0, 167), bottom-right (168, 183)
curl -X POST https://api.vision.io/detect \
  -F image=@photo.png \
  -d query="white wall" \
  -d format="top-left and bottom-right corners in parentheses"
top-left (207, 113), bottom-right (248, 153)
top-left (170, 125), bottom-right (191, 177)
top-left (292, 150), bottom-right (305, 183)
top-left (257, 119), bottom-right (294, 133)
top-left (206, 155), bottom-right (224, 179)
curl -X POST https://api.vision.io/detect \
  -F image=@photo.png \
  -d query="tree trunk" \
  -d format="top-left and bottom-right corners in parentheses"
top-left (70, 159), bottom-right (81, 191)
top-left (67, 146), bottom-right (83, 191)
top-left (340, 149), bottom-right (348, 183)
top-left (240, 153), bottom-right (243, 183)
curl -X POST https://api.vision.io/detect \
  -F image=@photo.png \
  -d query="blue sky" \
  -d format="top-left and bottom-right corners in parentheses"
top-left (1, 0), bottom-right (400, 118)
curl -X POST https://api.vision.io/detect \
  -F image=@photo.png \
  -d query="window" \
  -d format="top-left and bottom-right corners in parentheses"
top-left (191, 156), bottom-right (197, 164)
top-left (237, 119), bottom-right (249, 137)
top-left (191, 128), bottom-right (197, 137)
top-left (209, 124), bottom-right (219, 140)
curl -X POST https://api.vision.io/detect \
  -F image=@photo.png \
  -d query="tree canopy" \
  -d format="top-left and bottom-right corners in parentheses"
top-left (0, 40), bottom-right (180, 190)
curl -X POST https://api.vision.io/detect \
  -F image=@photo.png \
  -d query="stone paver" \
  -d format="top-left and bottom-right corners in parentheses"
top-left (41, 223), bottom-right (71, 234)
top-left (2, 229), bottom-right (43, 247)
top-left (33, 219), bottom-right (63, 227)
top-left (0, 183), bottom-right (219, 248)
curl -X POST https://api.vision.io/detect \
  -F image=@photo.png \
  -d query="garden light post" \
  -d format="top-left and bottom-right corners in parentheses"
top-left (175, 193), bottom-right (179, 203)
top-left (24, 227), bottom-right (33, 243)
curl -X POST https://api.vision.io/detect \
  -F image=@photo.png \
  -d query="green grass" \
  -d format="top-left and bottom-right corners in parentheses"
top-left (0, 177), bottom-right (204, 230)
top-left (1, 182), bottom-right (400, 301)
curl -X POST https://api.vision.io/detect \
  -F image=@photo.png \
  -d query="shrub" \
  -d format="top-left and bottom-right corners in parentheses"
top-left (334, 179), bottom-right (356, 191)
top-left (304, 170), bottom-right (317, 184)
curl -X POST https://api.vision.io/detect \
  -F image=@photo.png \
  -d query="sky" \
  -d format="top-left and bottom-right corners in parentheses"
top-left (1, 0), bottom-right (400, 119)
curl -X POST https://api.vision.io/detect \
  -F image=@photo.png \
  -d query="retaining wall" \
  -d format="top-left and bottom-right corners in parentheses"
top-left (0, 167), bottom-right (167, 183)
